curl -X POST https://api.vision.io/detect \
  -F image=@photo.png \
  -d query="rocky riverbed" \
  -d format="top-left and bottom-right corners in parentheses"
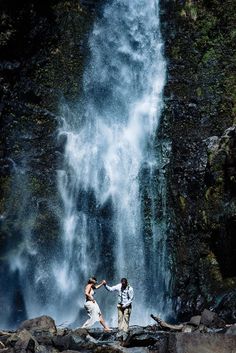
top-left (1, 312), bottom-right (236, 353)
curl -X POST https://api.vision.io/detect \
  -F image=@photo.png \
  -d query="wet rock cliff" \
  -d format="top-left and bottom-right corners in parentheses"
top-left (159, 0), bottom-right (236, 321)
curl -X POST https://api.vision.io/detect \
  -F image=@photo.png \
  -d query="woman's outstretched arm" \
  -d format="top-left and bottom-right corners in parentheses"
top-left (95, 279), bottom-right (106, 289)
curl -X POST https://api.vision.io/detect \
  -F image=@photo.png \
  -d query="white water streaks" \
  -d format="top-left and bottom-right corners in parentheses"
top-left (54, 0), bottom-right (169, 326)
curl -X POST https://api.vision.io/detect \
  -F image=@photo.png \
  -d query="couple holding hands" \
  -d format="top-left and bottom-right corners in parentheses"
top-left (82, 277), bottom-right (134, 332)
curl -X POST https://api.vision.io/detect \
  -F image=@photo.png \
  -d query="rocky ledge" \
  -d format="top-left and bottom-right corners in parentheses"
top-left (1, 311), bottom-right (236, 353)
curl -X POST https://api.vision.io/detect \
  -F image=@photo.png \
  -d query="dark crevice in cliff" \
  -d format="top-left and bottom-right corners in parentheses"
top-left (210, 218), bottom-right (236, 279)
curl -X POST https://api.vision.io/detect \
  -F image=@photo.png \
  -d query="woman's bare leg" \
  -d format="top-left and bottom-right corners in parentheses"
top-left (99, 315), bottom-right (110, 331)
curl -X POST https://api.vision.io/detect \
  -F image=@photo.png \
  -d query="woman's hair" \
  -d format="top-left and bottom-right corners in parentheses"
top-left (88, 276), bottom-right (97, 284)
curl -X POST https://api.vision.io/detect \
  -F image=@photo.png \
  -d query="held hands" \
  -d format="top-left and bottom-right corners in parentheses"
top-left (102, 280), bottom-right (107, 285)
top-left (94, 280), bottom-right (106, 290)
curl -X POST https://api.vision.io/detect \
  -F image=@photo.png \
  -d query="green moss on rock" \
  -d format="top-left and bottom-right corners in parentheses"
top-left (160, 0), bottom-right (236, 320)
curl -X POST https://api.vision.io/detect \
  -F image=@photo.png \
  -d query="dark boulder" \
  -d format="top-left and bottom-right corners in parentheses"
top-left (189, 315), bottom-right (201, 327)
top-left (122, 327), bottom-right (168, 349)
top-left (18, 316), bottom-right (57, 335)
top-left (214, 290), bottom-right (236, 324)
top-left (52, 332), bottom-right (97, 351)
top-left (7, 329), bottom-right (39, 353)
top-left (200, 309), bottom-right (225, 328)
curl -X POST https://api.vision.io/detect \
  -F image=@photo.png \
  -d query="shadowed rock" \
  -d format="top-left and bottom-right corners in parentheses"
top-left (188, 315), bottom-right (201, 327)
top-left (18, 316), bottom-right (57, 335)
top-left (2, 315), bottom-right (236, 353)
top-left (200, 309), bottom-right (225, 328)
top-left (7, 329), bottom-right (39, 352)
top-left (169, 332), bottom-right (236, 353)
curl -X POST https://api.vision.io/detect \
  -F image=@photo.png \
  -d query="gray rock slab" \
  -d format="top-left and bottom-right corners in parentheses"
top-left (170, 332), bottom-right (236, 353)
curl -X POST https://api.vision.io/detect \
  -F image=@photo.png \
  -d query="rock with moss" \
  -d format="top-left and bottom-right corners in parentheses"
top-left (159, 0), bottom-right (236, 321)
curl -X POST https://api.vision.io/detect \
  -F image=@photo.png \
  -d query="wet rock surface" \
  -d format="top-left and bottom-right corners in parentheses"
top-left (159, 0), bottom-right (236, 321)
top-left (1, 316), bottom-right (236, 353)
top-left (18, 316), bottom-right (57, 335)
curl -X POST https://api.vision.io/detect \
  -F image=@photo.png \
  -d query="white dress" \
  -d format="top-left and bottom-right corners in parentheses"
top-left (82, 288), bottom-right (102, 328)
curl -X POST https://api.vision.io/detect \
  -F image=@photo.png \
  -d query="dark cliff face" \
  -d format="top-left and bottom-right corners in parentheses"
top-left (159, 0), bottom-right (236, 321)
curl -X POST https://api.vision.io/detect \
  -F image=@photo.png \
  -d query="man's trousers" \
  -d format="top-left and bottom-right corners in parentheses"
top-left (117, 305), bottom-right (132, 332)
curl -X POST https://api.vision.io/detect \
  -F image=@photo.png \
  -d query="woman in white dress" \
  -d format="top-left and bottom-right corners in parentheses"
top-left (82, 277), bottom-right (110, 331)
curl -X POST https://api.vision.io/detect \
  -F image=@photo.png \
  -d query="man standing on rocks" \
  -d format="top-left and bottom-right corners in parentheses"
top-left (104, 278), bottom-right (134, 332)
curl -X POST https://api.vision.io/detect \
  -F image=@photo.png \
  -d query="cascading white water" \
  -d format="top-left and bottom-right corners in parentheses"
top-left (52, 0), bottom-right (170, 326)
top-left (2, 0), bottom-right (171, 329)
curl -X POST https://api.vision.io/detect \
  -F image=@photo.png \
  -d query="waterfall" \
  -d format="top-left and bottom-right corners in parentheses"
top-left (0, 0), bottom-right (171, 329)
top-left (54, 0), bottom-right (170, 326)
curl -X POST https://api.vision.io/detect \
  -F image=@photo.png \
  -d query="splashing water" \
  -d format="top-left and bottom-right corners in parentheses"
top-left (1, 0), bottom-right (171, 329)
top-left (54, 0), bottom-right (170, 326)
